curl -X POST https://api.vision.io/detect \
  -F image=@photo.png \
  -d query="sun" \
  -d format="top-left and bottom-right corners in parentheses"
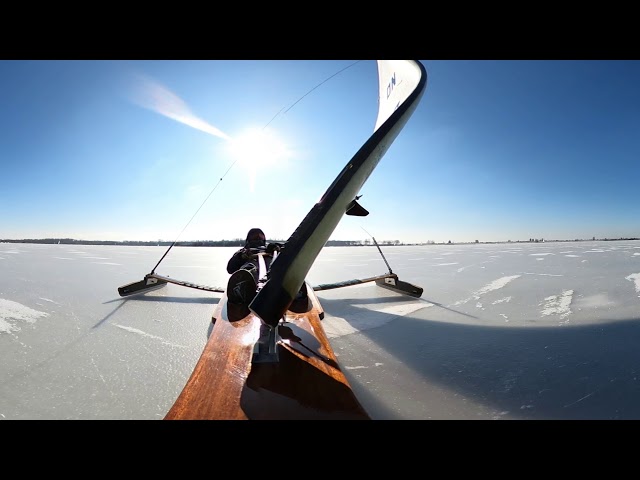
top-left (227, 128), bottom-right (290, 191)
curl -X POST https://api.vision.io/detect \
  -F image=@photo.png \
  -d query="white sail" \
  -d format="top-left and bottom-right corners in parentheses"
top-left (374, 60), bottom-right (425, 132)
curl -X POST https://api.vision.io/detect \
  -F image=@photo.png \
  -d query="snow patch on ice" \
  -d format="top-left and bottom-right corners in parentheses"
top-left (323, 302), bottom-right (431, 339)
top-left (453, 275), bottom-right (521, 306)
top-left (540, 290), bottom-right (574, 322)
top-left (113, 324), bottom-right (188, 348)
top-left (476, 276), bottom-right (521, 296)
top-left (626, 273), bottom-right (640, 296)
top-left (522, 272), bottom-right (563, 277)
top-left (39, 297), bottom-right (61, 305)
top-left (0, 299), bottom-right (49, 334)
top-left (493, 296), bottom-right (512, 304)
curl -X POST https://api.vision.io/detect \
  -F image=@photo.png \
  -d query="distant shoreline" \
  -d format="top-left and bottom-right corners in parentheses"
top-left (1, 237), bottom-right (639, 247)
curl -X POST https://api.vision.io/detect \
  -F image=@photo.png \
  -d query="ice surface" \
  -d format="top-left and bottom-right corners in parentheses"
top-left (1, 240), bottom-right (640, 419)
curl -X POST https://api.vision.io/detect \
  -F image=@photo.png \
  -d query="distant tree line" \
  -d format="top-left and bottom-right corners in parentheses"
top-left (0, 238), bottom-right (392, 247)
top-left (1, 237), bottom-right (638, 247)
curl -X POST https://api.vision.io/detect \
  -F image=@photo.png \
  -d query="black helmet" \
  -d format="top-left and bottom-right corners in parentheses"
top-left (245, 228), bottom-right (266, 248)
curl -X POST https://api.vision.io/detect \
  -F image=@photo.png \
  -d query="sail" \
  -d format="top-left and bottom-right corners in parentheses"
top-left (249, 60), bottom-right (427, 327)
top-left (374, 60), bottom-right (425, 132)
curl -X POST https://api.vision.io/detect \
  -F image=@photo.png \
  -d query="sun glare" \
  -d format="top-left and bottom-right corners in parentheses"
top-left (227, 128), bottom-right (290, 191)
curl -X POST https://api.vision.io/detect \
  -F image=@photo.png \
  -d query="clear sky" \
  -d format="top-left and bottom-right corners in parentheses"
top-left (1, 60), bottom-right (638, 244)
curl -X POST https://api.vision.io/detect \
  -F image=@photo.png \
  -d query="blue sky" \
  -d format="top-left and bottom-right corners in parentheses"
top-left (1, 60), bottom-right (638, 244)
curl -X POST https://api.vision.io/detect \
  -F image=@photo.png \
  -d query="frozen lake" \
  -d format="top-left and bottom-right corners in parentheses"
top-left (1, 240), bottom-right (640, 419)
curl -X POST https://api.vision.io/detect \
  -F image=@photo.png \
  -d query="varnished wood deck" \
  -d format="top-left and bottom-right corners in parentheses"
top-left (164, 284), bottom-right (370, 420)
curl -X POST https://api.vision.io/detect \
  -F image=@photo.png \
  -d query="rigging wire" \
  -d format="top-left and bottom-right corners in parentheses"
top-left (263, 60), bottom-right (361, 129)
top-left (150, 60), bottom-right (364, 275)
top-left (150, 160), bottom-right (237, 274)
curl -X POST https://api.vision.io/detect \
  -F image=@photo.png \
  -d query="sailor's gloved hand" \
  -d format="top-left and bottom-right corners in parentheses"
top-left (266, 243), bottom-right (281, 254)
top-left (241, 248), bottom-right (252, 260)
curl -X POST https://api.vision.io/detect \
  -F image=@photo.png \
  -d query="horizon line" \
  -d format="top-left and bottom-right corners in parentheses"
top-left (2, 237), bottom-right (639, 246)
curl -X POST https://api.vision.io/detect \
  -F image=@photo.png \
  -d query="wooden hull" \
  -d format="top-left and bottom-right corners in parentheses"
top-left (164, 283), bottom-right (370, 420)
